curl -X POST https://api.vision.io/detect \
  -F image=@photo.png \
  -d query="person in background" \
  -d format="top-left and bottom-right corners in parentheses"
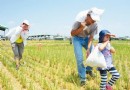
top-left (69, 36), bottom-right (72, 45)
top-left (71, 7), bottom-right (104, 86)
top-left (98, 30), bottom-right (120, 90)
top-left (6, 20), bottom-right (30, 70)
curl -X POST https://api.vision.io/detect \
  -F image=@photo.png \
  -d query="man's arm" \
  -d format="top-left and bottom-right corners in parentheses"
top-left (87, 35), bottom-right (93, 49)
top-left (86, 35), bottom-right (94, 57)
top-left (71, 25), bottom-right (84, 36)
top-left (71, 22), bottom-right (86, 36)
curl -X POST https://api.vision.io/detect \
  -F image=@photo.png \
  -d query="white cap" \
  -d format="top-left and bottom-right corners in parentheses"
top-left (22, 20), bottom-right (30, 26)
top-left (89, 7), bottom-right (104, 21)
top-left (75, 7), bottom-right (104, 22)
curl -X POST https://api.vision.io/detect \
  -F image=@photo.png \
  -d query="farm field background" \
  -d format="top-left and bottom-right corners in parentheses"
top-left (0, 40), bottom-right (130, 90)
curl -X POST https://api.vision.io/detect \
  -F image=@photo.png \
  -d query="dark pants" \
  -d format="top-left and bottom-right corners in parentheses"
top-left (11, 42), bottom-right (24, 60)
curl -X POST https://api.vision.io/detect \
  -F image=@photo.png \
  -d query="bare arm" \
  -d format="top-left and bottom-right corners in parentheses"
top-left (98, 41), bottom-right (110, 51)
top-left (88, 35), bottom-right (94, 49)
top-left (71, 26), bottom-right (84, 36)
top-left (86, 35), bottom-right (94, 57)
top-left (110, 46), bottom-right (116, 53)
top-left (71, 22), bottom-right (86, 36)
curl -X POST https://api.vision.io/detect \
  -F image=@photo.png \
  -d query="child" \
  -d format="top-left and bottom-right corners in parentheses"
top-left (98, 30), bottom-right (120, 90)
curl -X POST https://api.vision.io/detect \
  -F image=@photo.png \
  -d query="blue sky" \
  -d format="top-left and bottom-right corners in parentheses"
top-left (0, 0), bottom-right (130, 38)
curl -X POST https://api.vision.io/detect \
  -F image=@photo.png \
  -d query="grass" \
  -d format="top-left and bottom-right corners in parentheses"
top-left (0, 70), bottom-right (13, 90)
top-left (0, 40), bottom-right (130, 90)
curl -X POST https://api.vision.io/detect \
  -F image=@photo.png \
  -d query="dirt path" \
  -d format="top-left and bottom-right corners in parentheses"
top-left (0, 62), bottom-right (25, 90)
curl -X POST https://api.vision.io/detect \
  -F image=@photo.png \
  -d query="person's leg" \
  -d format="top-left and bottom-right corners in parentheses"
top-left (72, 36), bottom-right (86, 84)
top-left (18, 43), bottom-right (24, 65)
top-left (18, 43), bottom-right (24, 60)
top-left (108, 67), bottom-right (120, 86)
top-left (99, 70), bottom-right (107, 90)
top-left (11, 43), bottom-right (20, 70)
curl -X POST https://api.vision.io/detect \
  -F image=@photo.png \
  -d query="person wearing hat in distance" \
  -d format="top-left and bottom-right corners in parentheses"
top-left (6, 20), bottom-right (30, 70)
top-left (70, 7), bottom-right (104, 86)
top-left (97, 30), bottom-right (120, 90)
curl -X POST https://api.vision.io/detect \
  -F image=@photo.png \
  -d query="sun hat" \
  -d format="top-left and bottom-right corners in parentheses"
top-left (75, 7), bottom-right (104, 22)
top-left (99, 30), bottom-right (115, 43)
top-left (22, 20), bottom-right (30, 26)
top-left (89, 7), bottom-right (104, 21)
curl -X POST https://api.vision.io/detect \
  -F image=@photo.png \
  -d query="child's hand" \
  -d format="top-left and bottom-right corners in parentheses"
top-left (110, 46), bottom-right (115, 53)
top-left (106, 43), bottom-right (111, 50)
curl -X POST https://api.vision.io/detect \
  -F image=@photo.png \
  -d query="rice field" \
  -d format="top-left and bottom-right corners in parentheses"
top-left (0, 40), bottom-right (130, 90)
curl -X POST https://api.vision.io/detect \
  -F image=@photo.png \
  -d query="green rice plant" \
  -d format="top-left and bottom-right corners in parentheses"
top-left (0, 40), bottom-right (130, 90)
top-left (0, 70), bottom-right (13, 90)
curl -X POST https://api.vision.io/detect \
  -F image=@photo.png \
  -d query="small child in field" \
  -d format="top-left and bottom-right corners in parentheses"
top-left (97, 30), bottom-right (120, 90)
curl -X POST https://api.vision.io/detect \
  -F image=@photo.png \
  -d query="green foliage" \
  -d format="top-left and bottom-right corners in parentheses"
top-left (0, 40), bottom-right (130, 90)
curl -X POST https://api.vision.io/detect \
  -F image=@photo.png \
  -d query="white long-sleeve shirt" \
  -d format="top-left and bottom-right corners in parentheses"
top-left (6, 26), bottom-right (29, 46)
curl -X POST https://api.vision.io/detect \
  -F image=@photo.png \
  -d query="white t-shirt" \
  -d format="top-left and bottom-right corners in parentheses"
top-left (6, 26), bottom-right (29, 46)
top-left (97, 43), bottom-right (114, 70)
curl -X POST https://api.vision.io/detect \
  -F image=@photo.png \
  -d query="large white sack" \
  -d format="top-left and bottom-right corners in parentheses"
top-left (84, 45), bottom-right (107, 68)
top-left (75, 7), bottom-right (104, 22)
top-left (75, 10), bottom-right (88, 22)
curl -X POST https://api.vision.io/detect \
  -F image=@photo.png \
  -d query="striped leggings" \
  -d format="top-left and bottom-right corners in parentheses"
top-left (99, 67), bottom-right (120, 90)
